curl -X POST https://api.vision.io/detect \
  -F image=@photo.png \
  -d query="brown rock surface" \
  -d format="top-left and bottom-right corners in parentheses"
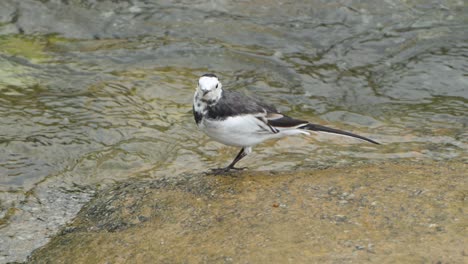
top-left (29, 161), bottom-right (467, 263)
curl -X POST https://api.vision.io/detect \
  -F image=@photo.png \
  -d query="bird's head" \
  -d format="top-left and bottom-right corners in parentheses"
top-left (196, 73), bottom-right (222, 102)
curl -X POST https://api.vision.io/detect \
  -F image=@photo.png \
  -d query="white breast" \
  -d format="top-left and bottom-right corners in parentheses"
top-left (200, 115), bottom-right (309, 147)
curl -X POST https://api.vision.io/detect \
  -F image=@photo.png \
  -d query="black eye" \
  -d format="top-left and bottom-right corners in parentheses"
top-left (216, 84), bottom-right (219, 88)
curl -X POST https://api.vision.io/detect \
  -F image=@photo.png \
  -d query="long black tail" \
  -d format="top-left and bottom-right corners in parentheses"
top-left (301, 123), bottom-right (380, 145)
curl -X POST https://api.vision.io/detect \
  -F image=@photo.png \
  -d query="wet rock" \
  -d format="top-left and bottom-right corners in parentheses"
top-left (28, 161), bottom-right (466, 263)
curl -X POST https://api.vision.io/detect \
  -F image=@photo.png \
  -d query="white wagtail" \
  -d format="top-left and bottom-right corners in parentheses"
top-left (193, 73), bottom-right (379, 173)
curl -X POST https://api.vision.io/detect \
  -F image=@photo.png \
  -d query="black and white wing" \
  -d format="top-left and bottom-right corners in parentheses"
top-left (206, 90), bottom-right (379, 144)
top-left (205, 90), bottom-right (302, 134)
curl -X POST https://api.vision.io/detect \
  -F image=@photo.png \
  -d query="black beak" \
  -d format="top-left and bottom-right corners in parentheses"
top-left (202, 90), bottom-right (209, 96)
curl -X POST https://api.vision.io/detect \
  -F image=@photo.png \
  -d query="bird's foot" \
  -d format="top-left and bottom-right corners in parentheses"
top-left (207, 166), bottom-right (247, 175)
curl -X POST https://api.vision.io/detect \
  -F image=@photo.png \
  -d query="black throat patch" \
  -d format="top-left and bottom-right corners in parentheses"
top-left (192, 105), bottom-right (203, 124)
top-left (201, 98), bottom-right (217, 105)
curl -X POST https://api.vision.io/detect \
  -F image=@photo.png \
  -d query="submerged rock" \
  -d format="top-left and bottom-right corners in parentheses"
top-left (29, 161), bottom-right (466, 263)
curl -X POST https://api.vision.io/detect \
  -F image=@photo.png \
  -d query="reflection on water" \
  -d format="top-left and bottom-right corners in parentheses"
top-left (0, 0), bottom-right (467, 262)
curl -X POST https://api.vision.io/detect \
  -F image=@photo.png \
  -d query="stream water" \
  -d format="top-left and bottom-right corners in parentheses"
top-left (0, 0), bottom-right (467, 262)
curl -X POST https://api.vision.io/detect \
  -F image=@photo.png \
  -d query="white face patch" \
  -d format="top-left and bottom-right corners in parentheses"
top-left (196, 76), bottom-right (222, 103)
top-left (199, 76), bottom-right (219, 91)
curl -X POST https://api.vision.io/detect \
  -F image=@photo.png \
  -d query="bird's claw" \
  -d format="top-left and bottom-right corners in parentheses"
top-left (206, 166), bottom-right (247, 175)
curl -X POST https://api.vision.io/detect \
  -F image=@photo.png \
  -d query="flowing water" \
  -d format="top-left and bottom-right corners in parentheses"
top-left (0, 0), bottom-right (467, 262)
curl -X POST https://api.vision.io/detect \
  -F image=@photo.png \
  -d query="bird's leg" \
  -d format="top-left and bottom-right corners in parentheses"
top-left (210, 148), bottom-right (248, 174)
top-left (225, 147), bottom-right (248, 170)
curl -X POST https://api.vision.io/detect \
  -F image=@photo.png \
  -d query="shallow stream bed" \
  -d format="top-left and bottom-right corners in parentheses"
top-left (0, 0), bottom-right (467, 262)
